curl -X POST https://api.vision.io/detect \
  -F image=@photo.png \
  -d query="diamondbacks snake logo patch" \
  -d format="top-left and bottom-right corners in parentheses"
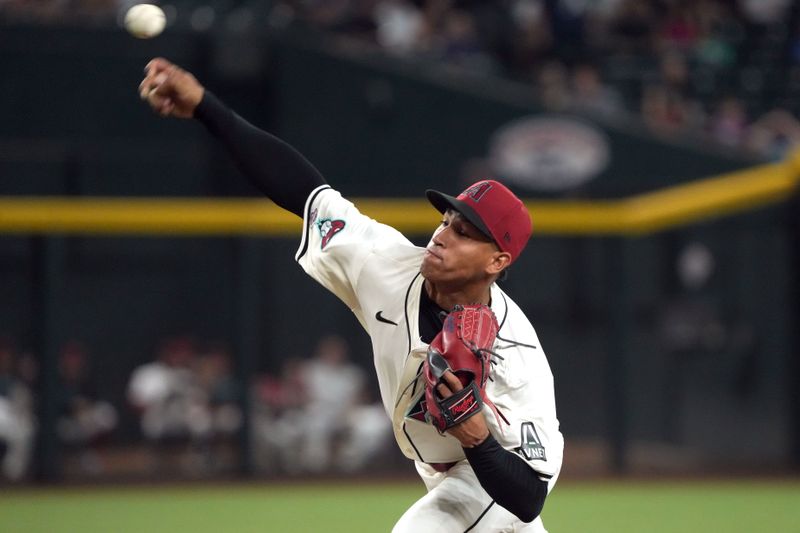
top-left (317, 218), bottom-right (345, 249)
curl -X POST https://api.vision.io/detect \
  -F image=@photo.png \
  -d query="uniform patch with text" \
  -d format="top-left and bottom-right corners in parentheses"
top-left (516, 422), bottom-right (546, 461)
top-left (317, 218), bottom-right (345, 249)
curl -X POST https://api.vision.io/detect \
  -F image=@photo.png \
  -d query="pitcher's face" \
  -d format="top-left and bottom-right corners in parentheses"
top-left (420, 210), bottom-right (502, 286)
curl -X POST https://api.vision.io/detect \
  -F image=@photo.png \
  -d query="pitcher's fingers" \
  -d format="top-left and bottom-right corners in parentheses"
top-left (140, 71), bottom-right (171, 100)
top-left (436, 382), bottom-right (454, 399)
top-left (151, 69), bottom-right (175, 96)
top-left (441, 371), bottom-right (464, 392)
top-left (139, 71), bottom-right (165, 99)
top-left (158, 100), bottom-right (175, 117)
top-left (145, 90), bottom-right (170, 112)
top-left (139, 79), bottom-right (154, 100)
top-left (144, 57), bottom-right (172, 76)
top-left (140, 59), bottom-right (175, 98)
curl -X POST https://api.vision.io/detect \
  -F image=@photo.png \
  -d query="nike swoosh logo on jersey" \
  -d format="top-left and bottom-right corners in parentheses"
top-left (375, 311), bottom-right (398, 326)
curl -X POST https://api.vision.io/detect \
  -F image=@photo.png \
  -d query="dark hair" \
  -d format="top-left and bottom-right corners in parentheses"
top-left (497, 267), bottom-right (509, 283)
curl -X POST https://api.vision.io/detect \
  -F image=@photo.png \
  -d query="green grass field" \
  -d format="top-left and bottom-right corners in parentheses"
top-left (1, 480), bottom-right (799, 532)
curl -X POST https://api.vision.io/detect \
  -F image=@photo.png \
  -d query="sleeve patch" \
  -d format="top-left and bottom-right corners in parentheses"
top-left (516, 421), bottom-right (547, 461)
top-left (318, 218), bottom-right (346, 249)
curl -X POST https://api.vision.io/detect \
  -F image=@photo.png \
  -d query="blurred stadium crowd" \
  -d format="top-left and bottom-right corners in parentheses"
top-left (0, 333), bottom-right (391, 481)
top-left (3, 0), bottom-right (800, 159)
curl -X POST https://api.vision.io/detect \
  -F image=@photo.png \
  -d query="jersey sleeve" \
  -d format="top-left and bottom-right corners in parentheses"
top-left (295, 186), bottom-right (415, 311)
top-left (489, 323), bottom-right (564, 486)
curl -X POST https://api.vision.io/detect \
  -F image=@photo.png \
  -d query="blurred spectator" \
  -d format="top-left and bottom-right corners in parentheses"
top-left (737, 0), bottom-right (791, 26)
top-left (337, 384), bottom-right (391, 473)
top-left (570, 62), bottom-right (626, 117)
top-left (707, 96), bottom-right (748, 148)
top-left (374, 0), bottom-right (425, 55)
top-left (658, 2), bottom-right (699, 53)
top-left (640, 50), bottom-right (706, 135)
top-left (252, 356), bottom-right (309, 473)
top-left (607, 0), bottom-right (657, 53)
top-left (655, 241), bottom-right (759, 440)
top-left (0, 338), bottom-right (35, 481)
top-left (300, 335), bottom-right (366, 473)
top-left (692, 1), bottom-right (739, 70)
top-left (745, 108), bottom-right (800, 161)
top-left (193, 342), bottom-right (242, 445)
top-left (640, 84), bottom-right (688, 134)
top-left (507, 0), bottom-right (553, 75)
top-left (128, 336), bottom-right (249, 474)
top-left (256, 357), bottom-right (308, 415)
top-left (126, 337), bottom-right (206, 451)
top-left (434, 8), bottom-right (497, 73)
top-left (535, 59), bottom-right (572, 111)
top-left (253, 334), bottom-right (391, 475)
top-left (655, 241), bottom-right (724, 439)
top-left (56, 340), bottom-right (118, 474)
top-left (658, 50), bottom-right (692, 98)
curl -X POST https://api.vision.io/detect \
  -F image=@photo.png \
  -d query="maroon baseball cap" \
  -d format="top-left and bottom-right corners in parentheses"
top-left (426, 179), bottom-right (532, 264)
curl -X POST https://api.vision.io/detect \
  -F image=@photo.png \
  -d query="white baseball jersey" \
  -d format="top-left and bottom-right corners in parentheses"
top-left (296, 186), bottom-right (563, 532)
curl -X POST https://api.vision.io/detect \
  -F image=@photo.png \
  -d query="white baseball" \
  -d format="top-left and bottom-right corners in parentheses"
top-left (124, 4), bottom-right (166, 39)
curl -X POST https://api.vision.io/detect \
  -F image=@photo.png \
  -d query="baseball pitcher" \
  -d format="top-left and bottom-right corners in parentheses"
top-left (140, 58), bottom-right (563, 532)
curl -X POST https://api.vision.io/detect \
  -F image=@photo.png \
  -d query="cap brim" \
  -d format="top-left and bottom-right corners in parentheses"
top-left (425, 189), bottom-right (494, 242)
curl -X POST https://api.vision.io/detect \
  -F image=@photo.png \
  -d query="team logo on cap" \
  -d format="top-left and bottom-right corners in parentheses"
top-left (317, 218), bottom-right (345, 250)
top-left (462, 181), bottom-right (493, 203)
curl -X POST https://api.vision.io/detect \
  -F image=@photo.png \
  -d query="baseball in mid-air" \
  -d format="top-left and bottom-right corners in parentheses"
top-left (124, 4), bottom-right (166, 39)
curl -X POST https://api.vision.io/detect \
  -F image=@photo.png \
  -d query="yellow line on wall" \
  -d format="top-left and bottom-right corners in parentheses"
top-left (0, 198), bottom-right (301, 236)
top-left (0, 154), bottom-right (798, 237)
top-left (624, 160), bottom-right (798, 234)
